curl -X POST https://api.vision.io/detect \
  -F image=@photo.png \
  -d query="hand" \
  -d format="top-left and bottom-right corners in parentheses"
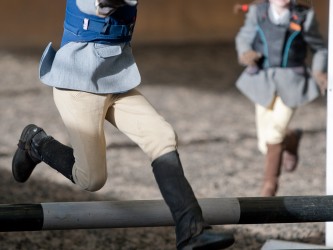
top-left (238, 50), bottom-right (262, 66)
top-left (233, 4), bottom-right (249, 14)
top-left (95, 0), bottom-right (137, 17)
top-left (313, 71), bottom-right (327, 96)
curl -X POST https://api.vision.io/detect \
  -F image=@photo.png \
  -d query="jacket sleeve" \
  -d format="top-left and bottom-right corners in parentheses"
top-left (302, 9), bottom-right (328, 72)
top-left (235, 5), bottom-right (258, 57)
top-left (76, 0), bottom-right (96, 15)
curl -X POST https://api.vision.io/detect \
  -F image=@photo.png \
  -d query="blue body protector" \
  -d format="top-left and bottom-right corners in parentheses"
top-left (253, 2), bottom-right (308, 68)
top-left (61, 0), bottom-right (137, 46)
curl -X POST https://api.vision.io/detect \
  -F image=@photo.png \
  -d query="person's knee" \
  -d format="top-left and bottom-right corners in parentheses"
top-left (85, 177), bottom-right (107, 192)
top-left (73, 167), bottom-right (107, 192)
top-left (267, 124), bottom-right (287, 144)
top-left (146, 123), bottom-right (178, 161)
top-left (265, 131), bottom-right (285, 145)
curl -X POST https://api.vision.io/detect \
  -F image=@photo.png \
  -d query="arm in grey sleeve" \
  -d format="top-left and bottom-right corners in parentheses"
top-left (303, 9), bottom-right (328, 72)
top-left (76, 0), bottom-right (98, 15)
top-left (235, 5), bottom-right (258, 57)
top-left (76, 0), bottom-right (119, 16)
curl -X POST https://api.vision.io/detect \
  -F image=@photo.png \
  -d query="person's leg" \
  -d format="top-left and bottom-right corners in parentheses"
top-left (261, 142), bottom-right (283, 196)
top-left (259, 97), bottom-right (295, 196)
top-left (256, 103), bottom-right (282, 196)
top-left (12, 88), bottom-right (110, 192)
top-left (255, 104), bottom-right (271, 155)
top-left (282, 129), bottom-right (303, 172)
top-left (152, 151), bottom-right (234, 250)
top-left (106, 89), bottom-right (234, 249)
top-left (106, 89), bottom-right (176, 161)
top-left (12, 124), bottom-right (75, 183)
top-left (53, 88), bottom-right (110, 191)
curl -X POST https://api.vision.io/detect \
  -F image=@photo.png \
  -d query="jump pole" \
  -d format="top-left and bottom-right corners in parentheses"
top-left (0, 196), bottom-right (333, 232)
top-left (327, 0), bottom-right (333, 246)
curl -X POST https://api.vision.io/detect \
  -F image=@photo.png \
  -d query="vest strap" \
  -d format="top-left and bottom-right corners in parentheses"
top-left (66, 9), bottom-right (134, 36)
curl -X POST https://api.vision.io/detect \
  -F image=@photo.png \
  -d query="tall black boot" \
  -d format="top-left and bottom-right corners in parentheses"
top-left (152, 151), bottom-right (234, 250)
top-left (12, 124), bottom-right (75, 183)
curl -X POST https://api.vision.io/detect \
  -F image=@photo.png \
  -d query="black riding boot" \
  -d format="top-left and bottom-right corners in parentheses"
top-left (12, 124), bottom-right (75, 183)
top-left (152, 151), bottom-right (234, 250)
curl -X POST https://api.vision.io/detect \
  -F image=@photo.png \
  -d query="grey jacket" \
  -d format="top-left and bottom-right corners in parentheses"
top-left (39, 0), bottom-right (141, 94)
top-left (235, 4), bottom-right (327, 108)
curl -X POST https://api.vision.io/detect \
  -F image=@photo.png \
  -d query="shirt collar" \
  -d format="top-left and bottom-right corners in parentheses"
top-left (269, 5), bottom-right (290, 25)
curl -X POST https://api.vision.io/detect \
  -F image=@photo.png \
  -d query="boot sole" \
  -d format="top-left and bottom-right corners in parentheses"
top-left (182, 233), bottom-right (235, 250)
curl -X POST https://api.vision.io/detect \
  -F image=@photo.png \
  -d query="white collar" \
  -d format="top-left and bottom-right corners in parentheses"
top-left (269, 5), bottom-right (290, 25)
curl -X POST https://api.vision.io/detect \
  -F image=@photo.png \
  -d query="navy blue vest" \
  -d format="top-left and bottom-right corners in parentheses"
top-left (253, 3), bottom-right (308, 68)
top-left (61, 0), bottom-right (137, 46)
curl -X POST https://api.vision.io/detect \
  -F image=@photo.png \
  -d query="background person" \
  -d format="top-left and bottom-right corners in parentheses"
top-left (235, 0), bottom-right (327, 196)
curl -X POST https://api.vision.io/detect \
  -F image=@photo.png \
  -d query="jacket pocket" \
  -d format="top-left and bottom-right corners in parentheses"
top-left (94, 44), bottom-right (122, 58)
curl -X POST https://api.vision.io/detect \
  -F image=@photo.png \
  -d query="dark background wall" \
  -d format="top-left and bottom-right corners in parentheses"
top-left (0, 0), bottom-right (329, 49)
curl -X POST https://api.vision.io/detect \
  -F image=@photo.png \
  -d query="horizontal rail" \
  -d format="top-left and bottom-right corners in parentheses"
top-left (0, 195), bottom-right (332, 232)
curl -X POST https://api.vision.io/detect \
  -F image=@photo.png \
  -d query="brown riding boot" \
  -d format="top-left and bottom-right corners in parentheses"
top-left (260, 143), bottom-right (283, 197)
top-left (282, 129), bottom-right (303, 172)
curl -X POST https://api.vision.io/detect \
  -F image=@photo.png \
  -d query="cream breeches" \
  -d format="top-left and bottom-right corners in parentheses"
top-left (53, 87), bottom-right (177, 191)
